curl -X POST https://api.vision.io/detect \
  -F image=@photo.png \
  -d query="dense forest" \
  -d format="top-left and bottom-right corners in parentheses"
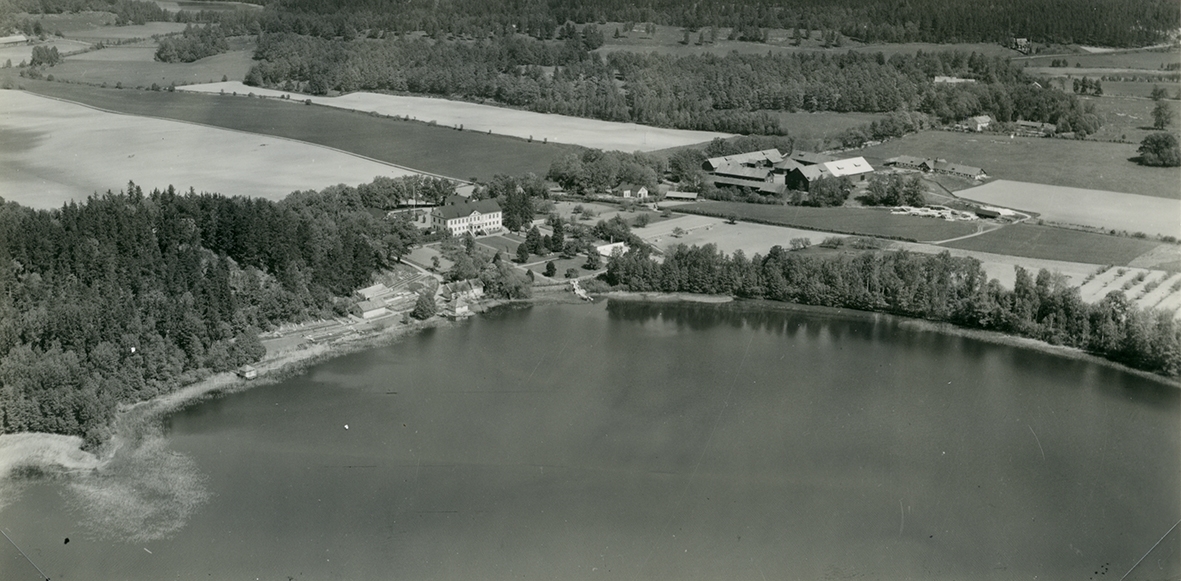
top-left (207, 0), bottom-right (1178, 48)
top-left (605, 244), bottom-right (1180, 377)
top-left (0, 175), bottom-right (477, 446)
top-left (7, 0), bottom-right (1176, 48)
top-left (246, 34), bottom-right (1097, 135)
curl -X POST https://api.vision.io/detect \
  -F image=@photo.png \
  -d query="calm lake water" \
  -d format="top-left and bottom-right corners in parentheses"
top-left (2, 301), bottom-right (1178, 580)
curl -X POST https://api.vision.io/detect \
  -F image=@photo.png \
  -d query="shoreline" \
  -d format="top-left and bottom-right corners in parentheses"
top-left (604, 293), bottom-right (1181, 389)
top-left (2, 286), bottom-right (1176, 484)
top-left (0, 315), bottom-right (454, 486)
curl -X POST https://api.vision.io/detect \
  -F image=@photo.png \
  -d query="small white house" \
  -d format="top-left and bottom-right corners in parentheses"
top-left (616, 184), bottom-right (650, 199)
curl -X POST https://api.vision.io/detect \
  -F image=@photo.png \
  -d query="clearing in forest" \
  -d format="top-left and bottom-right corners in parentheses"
top-left (0, 90), bottom-right (424, 209)
top-left (178, 81), bottom-right (730, 152)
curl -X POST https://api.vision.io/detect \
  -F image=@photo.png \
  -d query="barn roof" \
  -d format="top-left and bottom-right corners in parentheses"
top-left (823, 157), bottom-right (874, 177)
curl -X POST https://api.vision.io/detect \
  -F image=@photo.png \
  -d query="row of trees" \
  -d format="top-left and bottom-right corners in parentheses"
top-left (0, 176), bottom-right (432, 445)
top-left (605, 244), bottom-right (1180, 377)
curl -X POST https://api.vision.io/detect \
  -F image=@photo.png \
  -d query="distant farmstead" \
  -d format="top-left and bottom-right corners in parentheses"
top-left (885, 156), bottom-right (987, 180)
top-left (702, 148), bottom-right (873, 193)
top-left (431, 196), bottom-right (503, 236)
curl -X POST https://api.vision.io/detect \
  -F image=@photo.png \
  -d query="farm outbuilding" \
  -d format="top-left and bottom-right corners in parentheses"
top-left (702, 149), bottom-right (783, 172)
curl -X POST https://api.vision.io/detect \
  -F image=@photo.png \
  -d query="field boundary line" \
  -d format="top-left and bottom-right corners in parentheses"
top-left (17, 89), bottom-right (470, 186)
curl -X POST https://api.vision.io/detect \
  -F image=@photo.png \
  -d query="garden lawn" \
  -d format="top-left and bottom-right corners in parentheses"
top-left (940, 224), bottom-right (1161, 266)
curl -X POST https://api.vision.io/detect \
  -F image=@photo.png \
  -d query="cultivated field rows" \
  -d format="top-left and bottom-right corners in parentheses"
top-left (1078, 266), bottom-right (1181, 318)
top-left (0, 90), bottom-right (423, 208)
top-left (178, 81), bottom-right (729, 152)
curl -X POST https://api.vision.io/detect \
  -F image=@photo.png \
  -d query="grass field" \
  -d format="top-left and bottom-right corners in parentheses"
top-left (957, 179), bottom-right (1181, 238)
top-left (595, 23), bottom-right (1015, 59)
top-left (52, 48), bottom-right (256, 87)
top-left (857, 131), bottom-right (1181, 199)
top-left (1084, 95), bottom-right (1181, 144)
top-left (1018, 48), bottom-right (1181, 70)
top-left (0, 89), bottom-right (427, 208)
top-left (180, 81), bottom-right (728, 152)
top-left (640, 213), bottom-right (845, 256)
top-left (940, 223), bottom-right (1161, 265)
top-left (1098, 81), bottom-right (1181, 99)
top-left (775, 111), bottom-right (885, 140)
top-left (64, 22), bottom-right (188, 42)
top-left (15, 80), bottom-right (576, 181)
top-left (14, 11), bottom-right (116, 35)
top-left (0, 38), bottom-right (91, 64)
top-left (674, 201), bottom-right (979, 242)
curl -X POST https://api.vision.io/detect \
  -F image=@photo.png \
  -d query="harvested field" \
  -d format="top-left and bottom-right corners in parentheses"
top-left (957, 179), bottom-right (1180, 238)
top-left (19, 80), bottom-right (574, 181)
top-left (178, 81), bottom-right (729, 152)
top-left (857, 131), bottom-right (1181, 199)
top-left (674, 200), bottom-right (979, 242)
top-left (898, 241), bottom-right (1103, 289)
top-left (940, 223), bottom-right (1161, 266)
top-left (0, 90), bottom-right (424, 208)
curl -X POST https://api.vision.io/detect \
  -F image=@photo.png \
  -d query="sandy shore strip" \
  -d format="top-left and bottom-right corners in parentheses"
top-left (177, 81), bottom-right (730, 152)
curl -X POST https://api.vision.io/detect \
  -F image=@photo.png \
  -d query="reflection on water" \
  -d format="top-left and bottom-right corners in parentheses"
top-left (1, 301), bottom-right (1177, 580)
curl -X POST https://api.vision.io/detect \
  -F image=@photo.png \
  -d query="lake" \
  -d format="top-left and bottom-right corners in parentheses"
top-left (1, 301), bottom-right (1178, 580)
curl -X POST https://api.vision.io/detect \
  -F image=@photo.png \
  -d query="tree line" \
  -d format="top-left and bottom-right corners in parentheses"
top-left (0, 175), bottom-right (460, 446)
top-left (604, 244), bottom-right (1180, 377)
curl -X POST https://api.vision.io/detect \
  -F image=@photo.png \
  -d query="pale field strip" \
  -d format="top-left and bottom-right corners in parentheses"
top-left (0, 90), bottom-right (425, 209)
top-left (957, 179), bottom-right (1181, 238)
top-left (178, 81), bottom-right (731, 152)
